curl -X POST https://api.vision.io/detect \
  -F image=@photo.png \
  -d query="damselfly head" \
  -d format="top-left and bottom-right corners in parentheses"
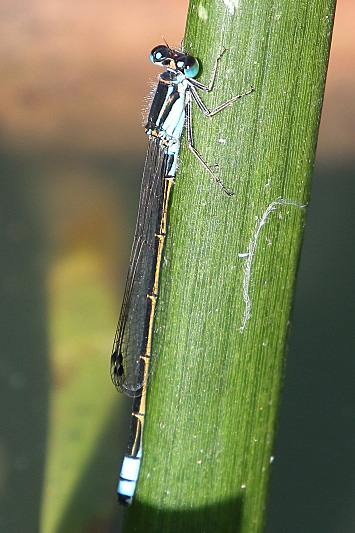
top-left (150, 45), bottom-right (199, 78)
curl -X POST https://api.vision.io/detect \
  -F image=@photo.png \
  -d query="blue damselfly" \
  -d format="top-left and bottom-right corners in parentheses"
top-left (110, 43), bottom-right (253, 505)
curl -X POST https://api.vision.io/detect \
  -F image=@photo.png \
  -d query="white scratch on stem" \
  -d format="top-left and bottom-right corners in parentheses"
top-left (239, 197), bottom-right (306, 332)
top-left (222, 0), bottom-right (239, 15)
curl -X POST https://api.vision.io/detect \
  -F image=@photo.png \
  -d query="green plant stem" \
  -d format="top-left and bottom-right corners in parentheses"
top-left (122, 0), bottom-right (336, 531)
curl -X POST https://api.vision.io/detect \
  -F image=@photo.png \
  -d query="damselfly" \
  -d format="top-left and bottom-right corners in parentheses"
top-left (110, 43), bottom-right (253, 505)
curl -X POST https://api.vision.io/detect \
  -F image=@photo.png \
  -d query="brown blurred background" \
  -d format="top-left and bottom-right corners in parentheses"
top-left (0, 1), bottom-right (353, 531)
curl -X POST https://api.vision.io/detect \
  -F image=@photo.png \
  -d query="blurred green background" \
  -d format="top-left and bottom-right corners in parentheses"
top-left (0, 1), bottom-right (353, 532)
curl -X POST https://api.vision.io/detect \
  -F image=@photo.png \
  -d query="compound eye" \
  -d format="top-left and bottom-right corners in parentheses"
top-left (150, 45), bottom-right (171, 65)
top-left (176, 55), bottom-right (199, 78)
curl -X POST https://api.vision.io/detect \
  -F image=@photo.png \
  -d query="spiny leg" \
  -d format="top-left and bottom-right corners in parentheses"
top-left (185, 94), bottom-right (233, 197)
top-left (192, 48), bottom-right (227, 92)
top-left (190, 84), bottom-right (254, 117)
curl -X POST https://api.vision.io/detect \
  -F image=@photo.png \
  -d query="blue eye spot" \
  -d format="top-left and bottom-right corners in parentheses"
top-left (150, 45), bottom-right (170, 64)
top-left (150, 51), bottom-right (162, 63)
top-left (185, 59), bottom-right (199, 78)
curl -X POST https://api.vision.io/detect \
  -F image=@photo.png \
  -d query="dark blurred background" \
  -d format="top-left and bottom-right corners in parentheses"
top-left (0, 1), bottom-right (353, 532)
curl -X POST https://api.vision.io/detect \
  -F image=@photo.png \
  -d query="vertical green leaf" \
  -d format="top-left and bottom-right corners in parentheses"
top-left (123, 0), bottom-right (336, 531)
